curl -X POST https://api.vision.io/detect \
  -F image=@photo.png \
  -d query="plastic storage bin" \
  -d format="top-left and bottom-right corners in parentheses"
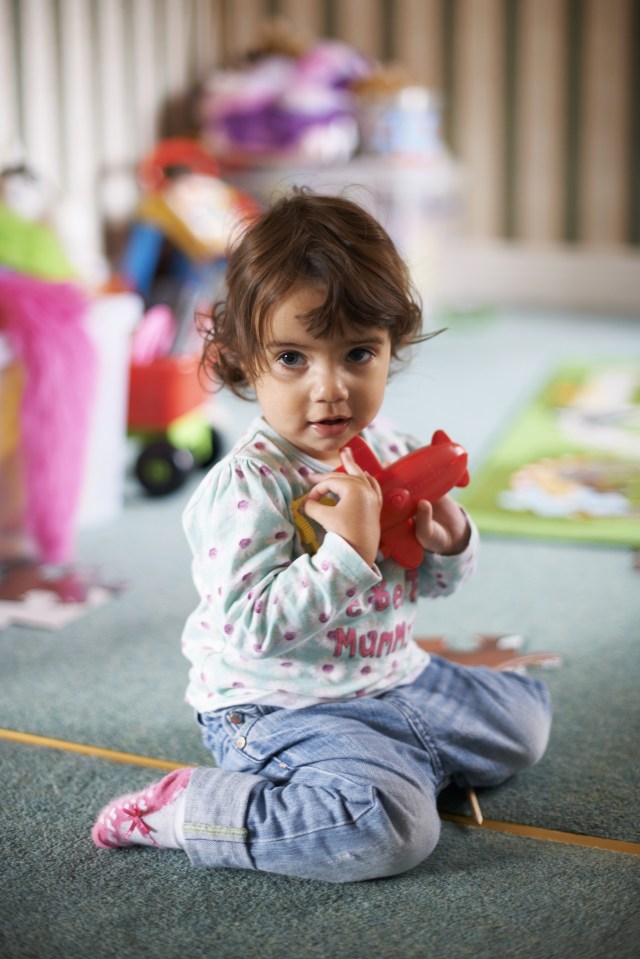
top-left (76, 293), bottom-right (143, 527)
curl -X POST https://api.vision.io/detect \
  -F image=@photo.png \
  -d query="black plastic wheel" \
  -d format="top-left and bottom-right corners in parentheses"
top-left (135, 441), bottom-right (195, 496)
top-left (198, 425), bottom-right (224, 469)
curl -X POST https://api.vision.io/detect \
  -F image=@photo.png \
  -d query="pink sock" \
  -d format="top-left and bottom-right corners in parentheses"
top-left (92, 767), bottom-right (193, 850)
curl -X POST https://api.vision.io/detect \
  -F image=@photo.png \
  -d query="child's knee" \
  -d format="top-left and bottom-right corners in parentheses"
top-left (517, 676), bottom-right (552, 768)
top-left (463, 675), bottom-right (552, 789)
top-left (494, 676), bottom-right (552, 780)
top-left (320, 792), bottom-right (441, 883)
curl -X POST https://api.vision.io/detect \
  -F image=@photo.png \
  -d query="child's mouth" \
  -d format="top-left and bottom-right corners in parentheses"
top-left (311, 417), bottom-right (351, 438)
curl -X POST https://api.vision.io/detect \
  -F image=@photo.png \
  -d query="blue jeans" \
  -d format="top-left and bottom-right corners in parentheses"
top-left (183, 656), bottom-right (551, 883)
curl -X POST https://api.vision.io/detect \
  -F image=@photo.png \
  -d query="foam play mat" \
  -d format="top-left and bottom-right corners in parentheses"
top-left (459, 362), bottom-right (640, 546)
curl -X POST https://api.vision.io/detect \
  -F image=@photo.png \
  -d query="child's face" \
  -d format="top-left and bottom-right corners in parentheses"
top-left (250, 284), bottom-right (392, 466)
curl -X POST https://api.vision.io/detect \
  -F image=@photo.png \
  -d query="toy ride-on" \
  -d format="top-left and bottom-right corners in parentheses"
top-left (128, 353), bottom-right (221, 496)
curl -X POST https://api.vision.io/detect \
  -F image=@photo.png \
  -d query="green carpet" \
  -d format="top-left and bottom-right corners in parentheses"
top-left (459, 362), bottom-right (640, 547)
top-left (2, 743), bottom-right (638, 959)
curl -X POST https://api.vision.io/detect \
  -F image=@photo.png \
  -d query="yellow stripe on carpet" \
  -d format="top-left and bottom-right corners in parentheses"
top-left (0, 727), bottom-right (187, 771)
top-left (2, 727), bottom-right (639, 857)
top-left (439, 813), bottom-right (640, 856)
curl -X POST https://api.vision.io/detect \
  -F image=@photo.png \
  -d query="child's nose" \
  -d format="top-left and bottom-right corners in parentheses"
top-left (311, 365), bottom-right (349, 403)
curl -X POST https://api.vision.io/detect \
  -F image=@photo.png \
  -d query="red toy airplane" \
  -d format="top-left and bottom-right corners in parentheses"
top-left (339, 430), bottom-right (470, 568)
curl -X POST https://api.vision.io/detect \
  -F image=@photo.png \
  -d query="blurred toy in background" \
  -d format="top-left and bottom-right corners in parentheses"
top-left (351, 65), bottom-right (445, 163)
top-left (195, 18), bottom-right (447, 169)
top-left (109, 138), bottom-right (261, 495)
top-left (0, 164), bottom-right (77, 280)
top-left (0, 161), bottom-right (97, 569)
top-left (196, 18), bottom-right (372, 166)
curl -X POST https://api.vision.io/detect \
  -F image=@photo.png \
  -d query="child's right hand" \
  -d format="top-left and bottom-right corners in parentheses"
top-left (304, 447), bottom-right (383, 566)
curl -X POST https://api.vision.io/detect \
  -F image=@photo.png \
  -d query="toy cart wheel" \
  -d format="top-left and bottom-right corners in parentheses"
top-left (135, 441), bottom-right (194, 496)
top-left (198, 426), bottom-right (223, 470)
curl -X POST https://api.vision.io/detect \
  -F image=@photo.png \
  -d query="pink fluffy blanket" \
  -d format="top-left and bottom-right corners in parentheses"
top-left (0, 271), bottom-right (96, 563)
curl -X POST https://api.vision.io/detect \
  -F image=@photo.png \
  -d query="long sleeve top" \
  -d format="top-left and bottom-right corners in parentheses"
top-left (181, 416), bottom-right (478, 712)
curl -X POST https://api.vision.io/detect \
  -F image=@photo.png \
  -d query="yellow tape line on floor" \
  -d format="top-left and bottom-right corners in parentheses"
top-left (2, 726), bottom-right (639, 857)
top-left (0, 727), bottom-right (187, 771)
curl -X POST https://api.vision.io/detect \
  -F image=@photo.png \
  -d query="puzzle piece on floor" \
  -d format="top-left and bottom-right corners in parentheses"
top-left (414, 633), bottom-right (562, 672)
top-left (0, 563), bottom-right (126, 631)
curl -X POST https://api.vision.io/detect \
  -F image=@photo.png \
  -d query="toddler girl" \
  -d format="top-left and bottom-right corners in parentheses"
top-left (92, 191), bottom-right (551, 882)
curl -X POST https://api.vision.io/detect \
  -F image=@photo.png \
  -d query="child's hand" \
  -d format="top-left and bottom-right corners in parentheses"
top-left (304, 447), bottom-right (383, 566)
top-left (414, 495), bottom-right (470, 556)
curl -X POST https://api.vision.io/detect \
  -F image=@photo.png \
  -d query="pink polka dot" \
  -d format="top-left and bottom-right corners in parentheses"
top-left (242, 571), bottom-right (252, 582)
top-left (259, 465), bottom-right (272, 476)
top-left (275, 530), bottom-right (288, 540)
top-left (232, 681), bottom-right (245, 688)
top-left (281, 661), bottom-right (293, 668)
top-left (253, 643), bottom-right (263, 653)
top-left (235, 468), bottom-right (245, 479)
top-left (322, 664), bottom-right (334, 673)
top-left (319, 612), bottom-right (329, 623)
top-left (254, 442), bottom-right (266, 450)
top-left (298, 465), bottom-right (310, 477)
top-left (361, 665), bottom-right (372, 675)
top-left (200, 621), bottom-right (210, 630)
top-left (321, 561), bottom-right (331, 571)
top-left (237, 500), bottom-right (249, 510)
top-left (208, 547), bottom-right (217, 558)
top-left (284, 631), bottom-right (297, 641)
top-left (239, 538), bottom-right (252, 549)
top-left (224, 624), bottom-right (234, 635)
top-left (346, 588), bottom-right (356, 597)
top-left (254, 601), bottom-right (264, 613)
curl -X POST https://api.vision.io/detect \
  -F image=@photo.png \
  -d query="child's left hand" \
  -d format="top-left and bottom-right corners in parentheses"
top-left (414, 496), bottom-right (470, 556)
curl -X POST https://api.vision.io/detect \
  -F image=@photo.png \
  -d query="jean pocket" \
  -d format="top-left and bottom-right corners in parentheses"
top-left (200, 704), bottom-right (282, 771)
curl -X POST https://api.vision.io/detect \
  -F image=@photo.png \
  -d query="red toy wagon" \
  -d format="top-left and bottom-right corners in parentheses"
top-left (128, 353), bottom-right (221, 496)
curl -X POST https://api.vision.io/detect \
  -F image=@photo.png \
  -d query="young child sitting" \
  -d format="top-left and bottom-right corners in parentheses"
top-left (92, 190), bottom-right (551, 883)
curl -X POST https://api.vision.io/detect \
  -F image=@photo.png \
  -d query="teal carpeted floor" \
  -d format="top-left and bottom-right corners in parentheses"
top-left (2, 744), bottom-right (638, 959)
top-left (1, 307), bottom-right (639, 958)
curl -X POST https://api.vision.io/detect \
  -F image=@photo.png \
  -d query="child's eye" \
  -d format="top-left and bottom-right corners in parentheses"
top-left (277, 351), bottom-right (305, 368)
top-left (347, 347), bottom-right (374, 364)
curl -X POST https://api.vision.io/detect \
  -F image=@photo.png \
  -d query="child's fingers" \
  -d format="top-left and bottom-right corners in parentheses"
top-left (306, 471), bottom-right (379, 503)
top-left (339, 446), bottom-right (362, 475)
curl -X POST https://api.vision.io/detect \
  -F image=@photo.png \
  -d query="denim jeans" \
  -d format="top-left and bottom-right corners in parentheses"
top-left (182, 655), bottom-right (551, 883)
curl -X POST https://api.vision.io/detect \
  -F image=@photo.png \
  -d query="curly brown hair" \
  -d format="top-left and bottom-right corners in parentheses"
top-left (200, 189), bottom-right (434, 399)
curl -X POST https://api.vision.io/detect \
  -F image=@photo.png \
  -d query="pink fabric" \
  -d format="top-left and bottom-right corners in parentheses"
top-left (0, 272), bottom-right (95, 563)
